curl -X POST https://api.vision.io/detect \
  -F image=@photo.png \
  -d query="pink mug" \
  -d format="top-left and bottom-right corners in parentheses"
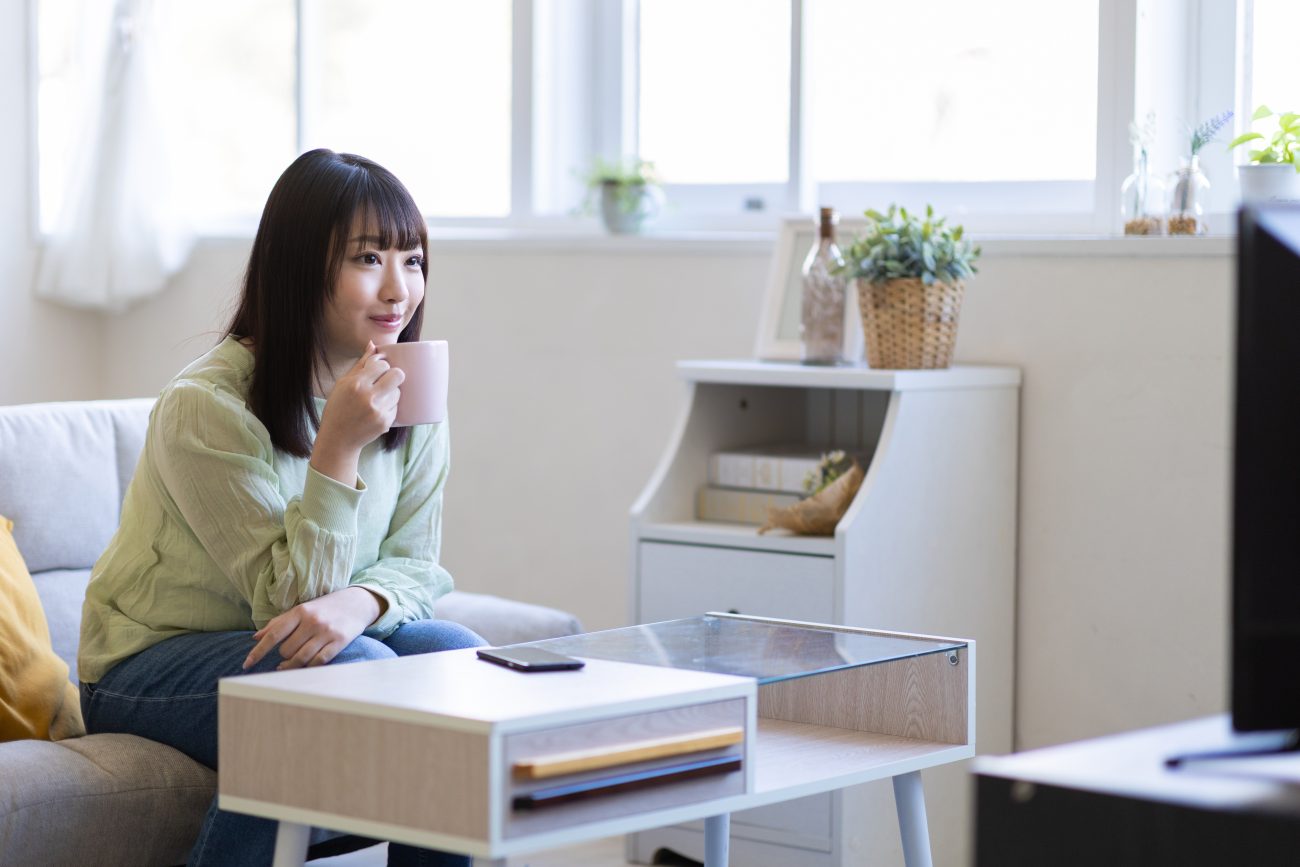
top-left (380, 340), bottom-right (449, 426)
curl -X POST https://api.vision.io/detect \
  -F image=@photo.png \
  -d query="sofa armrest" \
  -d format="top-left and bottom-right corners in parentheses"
top-left (436, 591), bottom-right (582, 646)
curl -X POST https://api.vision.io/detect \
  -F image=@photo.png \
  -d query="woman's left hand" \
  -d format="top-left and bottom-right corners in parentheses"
top-left (243, 586), bottom-right (383, 670)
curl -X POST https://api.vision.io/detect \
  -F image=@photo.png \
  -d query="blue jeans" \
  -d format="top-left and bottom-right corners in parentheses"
top-left (81, 620), bottom-right (486, 867)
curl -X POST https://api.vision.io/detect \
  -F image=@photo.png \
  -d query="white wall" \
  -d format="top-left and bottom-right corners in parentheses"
top-left (82, 236), bottom-right (1233, 752)
top-left (960, 249), bottom-right (1232, 749)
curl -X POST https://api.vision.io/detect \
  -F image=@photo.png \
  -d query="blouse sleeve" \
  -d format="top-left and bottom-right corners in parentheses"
top-left (149, 381), bottom-right (363, 627)
top-left (348, 420), bottom-right (454, 639)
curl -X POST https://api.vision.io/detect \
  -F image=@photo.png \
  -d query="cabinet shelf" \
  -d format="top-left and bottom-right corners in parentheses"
top-left (677, 360), bottom-right (1022, 391)
top-left (639, 521), bottom-right (836, 557)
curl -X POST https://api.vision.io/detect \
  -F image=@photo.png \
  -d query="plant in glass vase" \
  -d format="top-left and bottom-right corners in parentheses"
top-left (1167, 109), bottom-right (1233, 235)
top-left (1228, 105), bottom-right (1300, 205)
top-left (1121, 111), bottom-right (1165, 235)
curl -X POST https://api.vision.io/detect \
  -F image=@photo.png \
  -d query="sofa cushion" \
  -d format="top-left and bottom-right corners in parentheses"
top-left (0, 399), bottom-right (154, 573)
top-left (0, 517), bottom-right (84, 741)
top-left (0, 732), bottom-right (215, 866)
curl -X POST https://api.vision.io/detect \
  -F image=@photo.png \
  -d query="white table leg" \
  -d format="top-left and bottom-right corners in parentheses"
top-left (892, 771), bottom-right (933, 867)
top-left (271, 820), bottom-right (311, 867)
top-left (704, 813), bottom-right (730, 867)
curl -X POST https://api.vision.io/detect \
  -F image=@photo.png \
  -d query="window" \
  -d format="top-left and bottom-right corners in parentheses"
top-left (631, 0), bottom-right (1101, 227)
top-left (302, 0), bottom-right (512, 218)
top-left (1241, 0), bottom-right (1300, 120)
top-left (640, 1), bottom-right (790, 185)
top-left (638, 0), bottom-right (790, 213)
top-left (36, 0), bottom-right (512, 232)
top-left (805, 0), bottom-right (1098, 183)
top-left (158, 2), bottom-right (297, 231)
top-left (31, 0), bottom-right (1291, 236)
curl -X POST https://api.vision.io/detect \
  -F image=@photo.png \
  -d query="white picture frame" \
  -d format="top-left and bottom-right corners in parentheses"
top-left (754, 215), bottom-right (870, 362)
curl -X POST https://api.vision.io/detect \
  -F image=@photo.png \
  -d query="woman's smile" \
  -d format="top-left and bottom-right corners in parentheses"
top-left (369, 313), bottom-right (405, 332)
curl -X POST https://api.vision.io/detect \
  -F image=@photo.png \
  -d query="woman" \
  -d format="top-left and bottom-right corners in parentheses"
top-left (78, 149), bottom-right (482, 866)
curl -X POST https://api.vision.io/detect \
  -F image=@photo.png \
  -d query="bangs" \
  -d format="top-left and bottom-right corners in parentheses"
top-left (349, 174), bottom-right (427, 251)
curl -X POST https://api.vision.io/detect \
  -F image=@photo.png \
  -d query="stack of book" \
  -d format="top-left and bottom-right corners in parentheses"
top-left (696, 444), bottom-right (830, 524)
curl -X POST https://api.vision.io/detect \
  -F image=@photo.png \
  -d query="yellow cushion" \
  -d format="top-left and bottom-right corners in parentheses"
top-left (0, 515), bottom-right (84, 741)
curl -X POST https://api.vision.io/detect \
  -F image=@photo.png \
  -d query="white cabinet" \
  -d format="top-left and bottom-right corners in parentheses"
top-left (628, 360), bottom-right (1020, 867)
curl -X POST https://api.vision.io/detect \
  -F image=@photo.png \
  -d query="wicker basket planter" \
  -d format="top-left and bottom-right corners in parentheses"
top-left (856, 277), bottom-right (965, 370)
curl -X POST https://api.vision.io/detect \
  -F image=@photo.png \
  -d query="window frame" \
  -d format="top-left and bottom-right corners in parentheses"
top-left (27, 0), bottom-right (1260, 237)
top-left (631, 0), bottom-right (1132, 234)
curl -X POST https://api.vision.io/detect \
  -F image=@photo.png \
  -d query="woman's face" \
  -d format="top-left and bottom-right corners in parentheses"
top-left (322, 216), bottom-right (426, 358)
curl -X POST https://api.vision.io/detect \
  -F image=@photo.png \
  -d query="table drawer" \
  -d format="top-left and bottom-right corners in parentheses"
top-left (638, 542), bottom-right (835, 623)
top-left (502, 698), bottom-right (748, 839)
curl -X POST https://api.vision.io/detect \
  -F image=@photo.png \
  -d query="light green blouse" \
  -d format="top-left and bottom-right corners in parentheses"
top-left (78, 337), bottom-right (453, 683)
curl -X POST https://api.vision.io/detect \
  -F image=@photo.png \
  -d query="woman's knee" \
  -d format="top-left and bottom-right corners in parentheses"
top-left (331, 634), bottom-right (399, 665)
top-left (385, 620), bottom-right (487, 656)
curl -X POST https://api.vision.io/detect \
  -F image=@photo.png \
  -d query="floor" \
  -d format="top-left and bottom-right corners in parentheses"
top-left (314, 836), bottom-right (636, 866)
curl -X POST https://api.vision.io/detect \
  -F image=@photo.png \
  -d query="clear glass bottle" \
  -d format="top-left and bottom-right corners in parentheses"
top-left (800, 207), bottom-right (847, 365)
top-left (1120, 148), bottom-right (1165, 235)
top-left (1167, 155), bottom-right (1210, 235)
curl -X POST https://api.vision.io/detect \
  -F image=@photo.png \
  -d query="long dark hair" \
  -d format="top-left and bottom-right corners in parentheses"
top-left (226, 149), bottom-right (428, 457)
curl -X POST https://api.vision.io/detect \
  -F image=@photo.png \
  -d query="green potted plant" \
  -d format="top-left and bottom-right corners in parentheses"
top-left (1228, 105), bottom-right (1300, 205)
top-left (581, 157), bottom-right (664, 234)
top-left (837, 204), bottom-right (980, 370)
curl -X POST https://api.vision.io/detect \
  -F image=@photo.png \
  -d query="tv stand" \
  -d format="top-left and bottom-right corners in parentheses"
top-left (974, 714), bottom-right (1300, 866)
top-left (1165, 728), bottom-right (1300, 768)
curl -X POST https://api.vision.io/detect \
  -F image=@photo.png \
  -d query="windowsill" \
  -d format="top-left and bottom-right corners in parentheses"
top-left (189, 227), bottom-right (1235, 258)
top-left (425, 229), bottom-right (1233, 258)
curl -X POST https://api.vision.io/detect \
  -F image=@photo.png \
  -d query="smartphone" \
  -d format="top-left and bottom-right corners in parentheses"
top-left (477, 646), bottom-right (586, 672)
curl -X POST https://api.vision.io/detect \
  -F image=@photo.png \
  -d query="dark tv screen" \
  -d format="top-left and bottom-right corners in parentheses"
top-left (1233, 204), bottom-right (1300, 732)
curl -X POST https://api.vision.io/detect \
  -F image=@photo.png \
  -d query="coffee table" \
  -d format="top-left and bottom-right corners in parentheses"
top-left (218, 613), bottom-right (974, 867)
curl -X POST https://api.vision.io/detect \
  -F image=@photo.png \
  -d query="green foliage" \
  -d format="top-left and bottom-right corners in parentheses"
top-left (1189, 109), bottom-right (1234, 157)
top-left (583, 156), bottom-right (660, 187)
top-left (803, 450), bottom-right (851, 496)
top-left (837, 204), bottom-right (980, 287)
top-left (1228, 105), bottom-right (1300, 171)
top-left (579, 157), bottom-right (662, 215)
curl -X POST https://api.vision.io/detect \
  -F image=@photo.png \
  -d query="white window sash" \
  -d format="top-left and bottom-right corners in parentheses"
top-left (29, 0), bottom-right (1255, 235)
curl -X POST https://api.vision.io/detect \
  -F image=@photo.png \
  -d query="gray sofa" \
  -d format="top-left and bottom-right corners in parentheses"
top-left (0, 398), bottom-right (583, 866)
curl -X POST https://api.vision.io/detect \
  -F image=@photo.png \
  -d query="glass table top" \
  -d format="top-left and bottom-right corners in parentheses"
top-left (517, 615), bottom-right (965, 685)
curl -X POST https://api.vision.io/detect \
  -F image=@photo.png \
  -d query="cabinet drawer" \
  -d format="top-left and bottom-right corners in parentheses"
top-left (638, 542), bottom-right (835, 623)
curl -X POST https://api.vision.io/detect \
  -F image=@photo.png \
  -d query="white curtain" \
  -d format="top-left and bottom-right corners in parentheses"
top-left (35, 0), bottom-right (192, 312)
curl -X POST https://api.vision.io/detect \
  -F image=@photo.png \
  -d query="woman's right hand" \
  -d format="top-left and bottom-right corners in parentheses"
top-left (311, 342), bottom-right (404, 483)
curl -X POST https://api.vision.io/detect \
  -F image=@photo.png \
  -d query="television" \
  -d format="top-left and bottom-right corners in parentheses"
top-left (1232, 203), bottom-right (1300, 733)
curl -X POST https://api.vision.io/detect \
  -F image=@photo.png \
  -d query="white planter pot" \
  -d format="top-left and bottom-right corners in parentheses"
top-left (1238, 164), bottom-right (1300, 205)
top-left (599, 182), bottom-right (663, 234)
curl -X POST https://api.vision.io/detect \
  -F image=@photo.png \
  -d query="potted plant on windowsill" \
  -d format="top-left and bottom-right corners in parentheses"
top-left (1229, 105), bottom-right (1300, 205)
top-left (580, 157), bottom-right (664, 234)
top-left (837, 204), bottom-right (980, 370)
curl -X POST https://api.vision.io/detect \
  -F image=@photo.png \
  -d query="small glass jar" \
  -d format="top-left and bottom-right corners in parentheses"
top-left (1120, 149), bottom-right (1165, 235)
top-left (1167, 155), bottom-right (1210, 235)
